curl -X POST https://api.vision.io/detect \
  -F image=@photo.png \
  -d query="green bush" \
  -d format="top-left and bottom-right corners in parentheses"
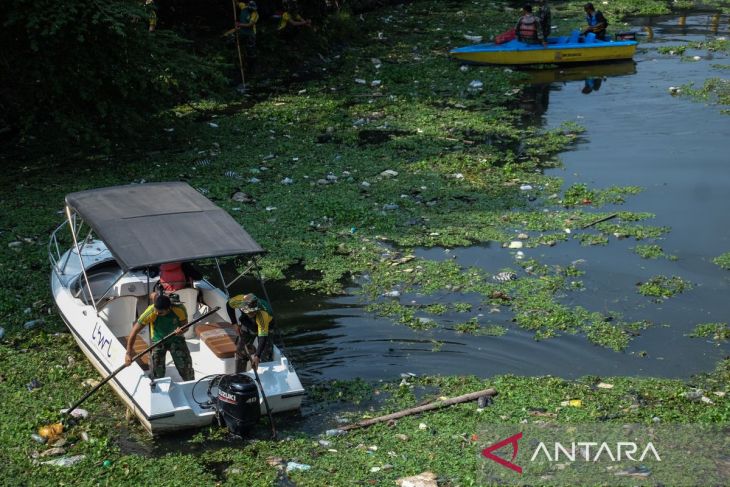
top-left (1, 0), bottom-right (227, 147)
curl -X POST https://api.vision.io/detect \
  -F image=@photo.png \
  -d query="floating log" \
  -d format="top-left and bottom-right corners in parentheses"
top-left (339, 387), bottom-right (498, 432)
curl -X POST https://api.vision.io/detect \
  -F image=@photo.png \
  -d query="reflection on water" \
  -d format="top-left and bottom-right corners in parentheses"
top-left (516, 61), bottom-right (636, 120)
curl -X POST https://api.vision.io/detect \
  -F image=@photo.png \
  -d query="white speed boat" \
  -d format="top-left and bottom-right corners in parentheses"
top-left (49, 182), bottom-right (305, 434)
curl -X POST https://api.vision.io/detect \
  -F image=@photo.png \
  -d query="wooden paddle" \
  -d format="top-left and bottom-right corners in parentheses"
top-left (62, 306), bottom-right (221, 419)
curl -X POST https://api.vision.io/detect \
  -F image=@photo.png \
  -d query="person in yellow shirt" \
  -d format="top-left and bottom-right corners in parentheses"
top-left (125, 294), bottom-right (194, 380)
top-left (228, 293), bottom-right (273, 371)
top-left (278, 1), bottom-right (311, 36)
top-left (237, 1), bottom-right (259, 72)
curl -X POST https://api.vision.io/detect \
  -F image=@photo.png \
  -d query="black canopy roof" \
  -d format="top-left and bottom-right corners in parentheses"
top-left (65, 182), bottom-right (264, 270)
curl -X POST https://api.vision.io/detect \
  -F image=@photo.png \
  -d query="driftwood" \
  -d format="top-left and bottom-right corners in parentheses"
top-left (339, 388), bottom-right (498, 432)
top-left (581, 213), bottom-right (618, 229)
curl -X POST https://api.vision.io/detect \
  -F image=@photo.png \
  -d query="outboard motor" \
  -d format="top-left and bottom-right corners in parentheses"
top-left (216, 373), bottom-right (260, 436)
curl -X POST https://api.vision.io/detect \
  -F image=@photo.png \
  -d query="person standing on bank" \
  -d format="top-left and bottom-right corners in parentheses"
top-left (237, 1), bottom-right (259, 72)
top-left (125, 294), bottom-right (194, 380)
top-left (227, 293), bottom-right (273, 371)
top-left (582, 2), bottom-right (608, 40)
top-left (515, 5), bottom-right (547, 46)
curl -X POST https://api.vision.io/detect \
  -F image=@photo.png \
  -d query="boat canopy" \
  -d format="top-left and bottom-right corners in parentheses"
top-left (65, 182), bottom-right (264, 270)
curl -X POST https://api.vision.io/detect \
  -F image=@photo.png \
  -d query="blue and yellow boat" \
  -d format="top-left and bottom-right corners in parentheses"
top-left (450, 32), bottom-right (638, 65)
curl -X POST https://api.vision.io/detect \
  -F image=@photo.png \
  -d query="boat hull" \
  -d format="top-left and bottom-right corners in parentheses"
top-left (51, 248), bottom-right (305, 435)
top-left (450, 39), bottom-right (638, 65)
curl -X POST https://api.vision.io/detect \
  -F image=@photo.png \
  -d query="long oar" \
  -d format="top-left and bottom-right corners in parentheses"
top-left (63, 306), bottom-right (221, 418)
top-left (239, 338), bottom-right (276, 439)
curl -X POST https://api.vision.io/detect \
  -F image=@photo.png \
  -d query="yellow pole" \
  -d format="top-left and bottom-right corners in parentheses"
top-left (231, 0), bottom-right (246, 88)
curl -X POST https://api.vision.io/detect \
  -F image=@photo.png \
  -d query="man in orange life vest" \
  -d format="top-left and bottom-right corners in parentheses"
top-left (515, 4), bottom-right (547, 46)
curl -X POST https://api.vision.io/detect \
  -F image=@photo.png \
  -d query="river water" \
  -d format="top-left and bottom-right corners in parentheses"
top-left (260, 10), bottom-right (730, 384)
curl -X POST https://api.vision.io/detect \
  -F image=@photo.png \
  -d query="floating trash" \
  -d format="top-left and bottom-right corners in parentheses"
top-left (477, 395), bottom-right (493, 408)
top-left (380, 169), bottom-right (398, 178)
top-left (196, 187), bottom-right (209, 194)
top-left (281, 177), bottom-right (294, 185)
top-left (507, 241), bottom-right (523, 249)
top-left (492, 271), bottom-right (517, 282)
top-left (60, 408), bottom-right (89, 419)
top-left (460, 65), bottom-right (469, 72)
top-left (41, 455), bottom-right (85, 467)
top-left (231, 192), bottom-right (254, 203)
top-left (286, 462), bottom-right (311, 472)
top-left (224, 170), bottom-right (240, 179)
top-left (354, 78), bottom-right (367, 85)
top-left (520, 184), bottom-right (533, 191)
top-left (26, 378), bottom-right (42, 391)
top-left (383, 290), bottom-right (401, 297)
top-left (468, 80), bottom-right (484, 90)
top-left (208, 122), bottom-right (219, 128)
top-left (195, 159), bottom-right (211, 167)
top-left (463, 34), bottom-right (483, 43)
top-left (383, 203), bottom-right (399, 211)
top-left (24, 319), bottom-right (44, 330)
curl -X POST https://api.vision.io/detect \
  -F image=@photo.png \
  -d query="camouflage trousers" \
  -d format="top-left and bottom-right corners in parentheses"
top-left (151, 337), bottom-right (194, 381)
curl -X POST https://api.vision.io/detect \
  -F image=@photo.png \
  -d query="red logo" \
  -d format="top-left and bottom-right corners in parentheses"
top-left (482, 432), bottom-right (523, 474)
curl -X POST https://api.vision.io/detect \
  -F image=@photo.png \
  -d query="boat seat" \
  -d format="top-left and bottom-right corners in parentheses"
top-left (172, 288), bottom-right (200, 338)
top-left (98, 295), bottom-right (138, 338)
top-left (195, 322), bottom-right (239, 359)
top-left (118, 335), bottom-right (151, 370)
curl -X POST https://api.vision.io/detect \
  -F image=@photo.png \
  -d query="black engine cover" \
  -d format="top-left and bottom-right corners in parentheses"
top-left (217, 373), bottom-right (260, 436)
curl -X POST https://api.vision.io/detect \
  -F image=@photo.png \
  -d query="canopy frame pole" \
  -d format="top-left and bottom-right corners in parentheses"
top-left (214, 257), bottom-right (229, 297)
top-left (65, 206), bottom-right (97, 311)
top-left (224, 260), bottom-right (256, 290)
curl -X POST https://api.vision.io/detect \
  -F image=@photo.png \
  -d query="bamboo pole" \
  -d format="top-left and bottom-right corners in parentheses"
top-left (231, 0), bottom-right (246, 88)
top-left (581, 213), bottom-right (618, 229)
top-left (339, 388), bottom-right (498, 432)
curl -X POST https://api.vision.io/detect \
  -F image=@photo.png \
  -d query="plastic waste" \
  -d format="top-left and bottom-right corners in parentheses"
top-left (383, 290), bottom-right (401, 298)
top-left (463, 34), bottom-right (483, 42)
top-left (60, 408), bottom-right (89, 419)
top-left (31, 434), bottom-right (46, 444)
top-left (38, 422), bottom-right (63, 440)
top-left (325, 429), bottom-right (346, 436)
top-left (477, 395), bottom-right (493, 408)
top-left (40, 455), bottom-right (85, 467)
top-left (286, 462), bottom-right (311, 472)
top-left (24, 319), bottom-right (45, 330)
top-left (26, 378), bottom-right (42, 391)
top-left (468, 80), bottom-right (483, 90)
top-left (492, 272), bottom-right (516, 282)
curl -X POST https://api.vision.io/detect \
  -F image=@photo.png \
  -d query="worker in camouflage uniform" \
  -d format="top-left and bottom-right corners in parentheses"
top-left (125, 294), bottom-right (195, 380)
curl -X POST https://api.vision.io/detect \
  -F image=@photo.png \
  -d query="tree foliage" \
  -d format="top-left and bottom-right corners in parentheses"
top-left (1, 0), bottom-right (227, 147)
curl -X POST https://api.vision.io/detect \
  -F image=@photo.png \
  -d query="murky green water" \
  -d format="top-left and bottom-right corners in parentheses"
top-left (243, 11), bottom-right (730, 384)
